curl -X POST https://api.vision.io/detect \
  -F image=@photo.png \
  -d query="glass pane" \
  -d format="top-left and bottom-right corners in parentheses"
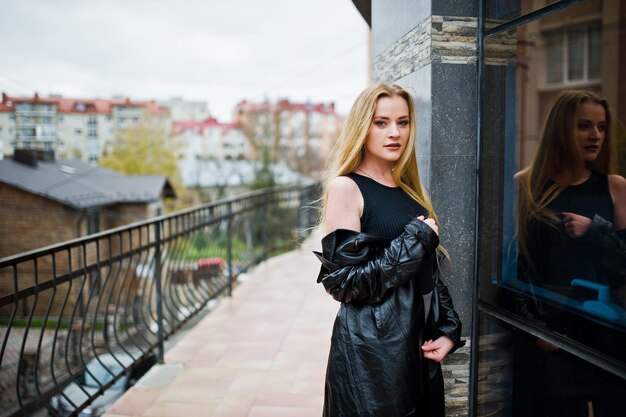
top-left (475, 314), bottom-right (626, 417)
top-left (567, 26), bottom-right (585, 80)
top-left (545, 31), bottom-right (564, 83)
top-left (588, 22), bottom-right (602, 79)
top-left (480, 0), bottom-right (626, 385)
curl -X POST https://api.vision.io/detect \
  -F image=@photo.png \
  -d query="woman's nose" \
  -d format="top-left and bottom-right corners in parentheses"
top-left (590, 126), bottom-right (601, 139)
top-left (389, 123), bottom-right (400, 137)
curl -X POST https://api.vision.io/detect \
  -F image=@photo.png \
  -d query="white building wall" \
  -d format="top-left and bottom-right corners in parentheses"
top-left (0, 113), bottom-right (15, 158)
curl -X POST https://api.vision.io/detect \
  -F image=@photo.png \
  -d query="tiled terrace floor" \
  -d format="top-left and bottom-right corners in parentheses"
top-left (103, 231), bottom-right (336, 417)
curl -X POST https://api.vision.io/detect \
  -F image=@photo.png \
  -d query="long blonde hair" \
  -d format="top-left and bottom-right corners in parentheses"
top-left (322, 83), bottom-right (441, 234)
top-left (517, 90), bottom-right (614, 253)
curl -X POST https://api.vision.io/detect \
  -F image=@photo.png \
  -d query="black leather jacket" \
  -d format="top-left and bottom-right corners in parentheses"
top-left (314, 218), bottom-right (462, 417)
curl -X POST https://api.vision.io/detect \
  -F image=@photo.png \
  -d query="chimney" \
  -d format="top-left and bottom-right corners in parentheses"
top-left (12, 149), bottom-right (55, 167)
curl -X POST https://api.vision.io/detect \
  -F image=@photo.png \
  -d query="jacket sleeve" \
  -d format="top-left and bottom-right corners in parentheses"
top-left (315, 218), bottom-right (439, 304)
top-left (584, 214), bottom-right (626, 288)
top-left (433, 273), bottom-right (464, 353)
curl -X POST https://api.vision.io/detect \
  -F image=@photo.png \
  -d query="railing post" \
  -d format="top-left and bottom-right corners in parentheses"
top-left (153, 212), bottom-right (165, 363)
top-left (263, 191), bottom-right (270, 259)
top-left (226, 202), bottom-right (234, 297)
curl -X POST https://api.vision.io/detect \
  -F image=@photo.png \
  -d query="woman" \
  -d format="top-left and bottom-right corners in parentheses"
top-left (314, 84), bottom-right (462, 417)
top-left (515, 90), bottom-right (626, 417)
top-left (517, 89), bottom-right (626, 303)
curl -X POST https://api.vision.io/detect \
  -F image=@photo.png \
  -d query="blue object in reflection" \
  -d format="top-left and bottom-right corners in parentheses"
top-left (570, 279), bottom-right (624, 320)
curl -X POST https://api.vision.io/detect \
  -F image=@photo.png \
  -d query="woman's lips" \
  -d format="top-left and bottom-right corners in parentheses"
top-left (385, 143), bottom-right (401, 150)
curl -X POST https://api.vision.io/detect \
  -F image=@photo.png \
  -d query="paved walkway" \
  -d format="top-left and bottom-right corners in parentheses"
top-left (104, 231), bottom-right (337, 417)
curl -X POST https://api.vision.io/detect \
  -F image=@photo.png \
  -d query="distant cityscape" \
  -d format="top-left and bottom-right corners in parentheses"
top-left (0, 92), bottom-right (344, 183)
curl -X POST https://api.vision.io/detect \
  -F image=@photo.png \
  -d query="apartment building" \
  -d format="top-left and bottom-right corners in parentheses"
top-left (0, 93), bottom-right (170, 163)
top-left (172, 117), bottom-right (249, 163)
top-left (234, 99), bottom-right (342, 176)
top-left (158, 96), bottom-right (210, 121)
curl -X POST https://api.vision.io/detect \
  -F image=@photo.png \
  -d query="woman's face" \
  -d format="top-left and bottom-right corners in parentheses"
top-left (576, 101), bottom-right (606, 163)
top-left (363, 95), bottom-right (410, 165)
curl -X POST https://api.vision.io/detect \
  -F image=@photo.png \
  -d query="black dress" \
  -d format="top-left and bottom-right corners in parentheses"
top-left (519, 172), bottom-right (617, 302)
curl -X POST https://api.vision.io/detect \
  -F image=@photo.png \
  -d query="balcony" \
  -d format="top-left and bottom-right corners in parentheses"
top-left (103, 228), bottom-right (334, 417)
top-left (0, 184), bottom-right (322, 417)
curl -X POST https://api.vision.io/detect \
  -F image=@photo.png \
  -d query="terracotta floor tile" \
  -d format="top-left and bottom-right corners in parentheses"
top-left (142, 401), bottom-right (218, 417)
top-left (107, 387), bottom-right (161, 415)
top-left (101, 414), bottom-right (138, 417)
top-left (253, 393), bottom-right (322, 409)
top-left (247, 406), bottom-right (319, 417)
top-left (157, 386), bottom-right (227, 404)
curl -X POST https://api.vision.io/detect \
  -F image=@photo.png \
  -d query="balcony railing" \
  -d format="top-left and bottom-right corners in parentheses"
top-left (0, 183), bottom-right (320, 417)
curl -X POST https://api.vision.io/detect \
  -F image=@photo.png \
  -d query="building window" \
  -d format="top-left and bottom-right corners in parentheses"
top-left (75, 128), bottom-right (83, 135)
top-left (544, 21), bottom-right (601, 85)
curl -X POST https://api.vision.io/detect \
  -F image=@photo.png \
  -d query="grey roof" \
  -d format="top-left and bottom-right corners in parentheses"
top-left (0, 158), bottom-right (176, 209)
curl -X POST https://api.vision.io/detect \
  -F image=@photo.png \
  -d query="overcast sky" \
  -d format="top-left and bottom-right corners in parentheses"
top-left (0, 0), bottom-right (369, 120)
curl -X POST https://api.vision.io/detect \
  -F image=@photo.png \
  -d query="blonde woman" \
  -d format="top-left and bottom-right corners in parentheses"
top-left (314, 84), bottom-right (462, 417)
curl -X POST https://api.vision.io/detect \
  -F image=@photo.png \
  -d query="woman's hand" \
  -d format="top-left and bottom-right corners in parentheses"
top-left (561, 212), bottom-right (592, 239)
top-left (421, 336), bottom-right (454, 362)
top-left (418, 215), bottom-right (439, 236)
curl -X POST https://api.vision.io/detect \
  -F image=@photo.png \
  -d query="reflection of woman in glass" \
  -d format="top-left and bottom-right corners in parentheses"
top-left (315, 84), bottom-right (462, 417)
top-left (517, 89), bottom-right (626, 305)
top-left (515, 90), bottom-right (626, 417)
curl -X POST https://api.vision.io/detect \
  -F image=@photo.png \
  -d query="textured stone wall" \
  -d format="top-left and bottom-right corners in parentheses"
top-left (372, 15), bottom-right (518, 83)
top-left (372, 16), bottom-right (478, 83)
top-left (443, 339), bottom-right (471, 417)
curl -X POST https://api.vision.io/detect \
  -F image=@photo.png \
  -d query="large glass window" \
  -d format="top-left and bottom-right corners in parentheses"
top-left (543, 22), bottom-right (602, 86)
top-left (478, 0), bottom-right (626, 415)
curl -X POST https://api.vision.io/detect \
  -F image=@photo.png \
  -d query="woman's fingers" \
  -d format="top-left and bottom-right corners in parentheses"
top-left (423, 218), bottom-right (439, 236)
top-left (561, 212), bottom-right (592, 238)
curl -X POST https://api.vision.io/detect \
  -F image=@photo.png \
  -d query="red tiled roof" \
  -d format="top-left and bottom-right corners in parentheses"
top-left (172, 117), bottom-right (241, 135)
top-left (0, 92), bottom-right (169, 116)
top-left (236, 98), bottom-right (336, 114)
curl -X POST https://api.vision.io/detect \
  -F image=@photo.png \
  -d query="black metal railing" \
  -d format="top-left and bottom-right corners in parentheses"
top-left (0, 183), bottom-right (320, 417)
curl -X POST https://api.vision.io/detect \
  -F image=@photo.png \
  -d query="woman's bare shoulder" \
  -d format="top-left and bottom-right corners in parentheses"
top-left (327, 175), bottom-right (360, 195)
top-left (608, 174), bottom-right (626, 187)
top-left (608, 174), bottom-right (626, 200)
top-left (325, 176), bottom-right (362, 233)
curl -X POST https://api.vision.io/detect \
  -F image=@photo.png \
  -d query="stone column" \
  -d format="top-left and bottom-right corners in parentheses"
top-left (371, 0), bottom-right (478, 334)
top-left (369, 2), bottom-right (478, 415)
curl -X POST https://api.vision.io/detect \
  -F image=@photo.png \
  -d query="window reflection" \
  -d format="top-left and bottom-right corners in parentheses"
top-left (488, 0), bottom-right (626, 331)
top-left (515, 90), bottom-right (626, 327)
top-left (480, 1), bottom-right (626, 416)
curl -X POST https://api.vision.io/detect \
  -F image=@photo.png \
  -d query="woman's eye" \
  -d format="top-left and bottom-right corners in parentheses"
top-left (577, 123), bottom-right (590, 130)
top-left (398, 120), bottom-right (409, 127)
top-left (598, 124), bottom-right (606, 132)
top-left (374, 121), bottom-right (386, 127)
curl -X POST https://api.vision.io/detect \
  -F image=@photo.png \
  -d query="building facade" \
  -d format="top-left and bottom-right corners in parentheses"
top-left (353, 0), bottom-right (626, 415)
top-left (172, 117), bottom-right (249, 163)
top-left (0, 93), bottom-right (170, 163)
top-left (158, 96), bottom-right (210, 121)
top-left (234, 99), bottom-right (342, 176)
